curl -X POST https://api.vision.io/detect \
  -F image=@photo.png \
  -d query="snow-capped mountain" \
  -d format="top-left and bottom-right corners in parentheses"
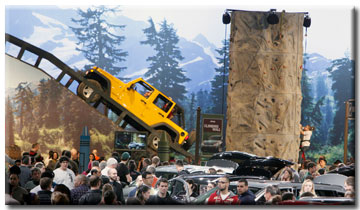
top-left (304, 53), bottom-right (333, 100)
top-left (5, 6), bottom-right (219, 94)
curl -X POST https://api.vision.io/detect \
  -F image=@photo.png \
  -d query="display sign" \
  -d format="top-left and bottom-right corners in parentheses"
top-left (203, 119), bottom-right (222, 133)
top-left (114, 131), bottom-right (147, 150)
top-left (201, 114), bottom-right (224, 154)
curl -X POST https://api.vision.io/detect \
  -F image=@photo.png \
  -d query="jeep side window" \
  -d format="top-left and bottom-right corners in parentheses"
top-left (153, 94), bottom-right (173, 113)
top-left (133, 81), bottom-right (154, 98)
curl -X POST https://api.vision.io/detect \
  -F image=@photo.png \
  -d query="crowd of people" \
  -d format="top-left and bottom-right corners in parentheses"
top-left (5, 143), bottom-right (355, 205)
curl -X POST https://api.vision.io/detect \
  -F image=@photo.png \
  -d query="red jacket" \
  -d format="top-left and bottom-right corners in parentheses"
top-left (207, 190), bottom-right (239, 205)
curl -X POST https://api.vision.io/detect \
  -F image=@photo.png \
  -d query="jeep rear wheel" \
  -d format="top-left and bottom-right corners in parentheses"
top-left (77, 79), bottom-right (102, 103)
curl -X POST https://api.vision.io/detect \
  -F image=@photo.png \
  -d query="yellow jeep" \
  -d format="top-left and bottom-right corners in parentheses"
top-left (77, 66), bottom-right (189, 149)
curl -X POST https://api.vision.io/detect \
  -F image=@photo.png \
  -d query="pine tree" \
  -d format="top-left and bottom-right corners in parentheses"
top-left (71, 6), bottom-right (128, 77)
top-left (34, 79), bottom-right (49, 128)
top-left (45, 80), bottom-right (62, 128)
top-left (323, 96), bottom-right (334, 143)
top-left (327, 57), bottom-right (355, 145)
top-left (5, 96), bottom-right (15, 146)
top-left (14, 82), bottom-right (34, 135)
top-left (300, 54), bottom-right (315, 126)
top-left (310, 96), bottom-right (325, 143)
top-left (141, 18), bottom-right (190, 102)
top-left (210, 39), bottom-right (229, 114)
top-left (196, 89), bottom-right (212, 113)
top-left (187, 92), bottom-right (197, 131)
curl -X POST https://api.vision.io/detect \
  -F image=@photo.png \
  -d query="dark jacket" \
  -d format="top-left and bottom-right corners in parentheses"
top-left (70, 184), bottom-right (89, 205)
top-left (238, 190), bottom-right (255, 205)
top-left (78, 189), bottom-right (102, 205)
top-left (178, 169), bottom-right (190, 176)
top-left (146, 192), bottom-right (181, 205)
top-left (37, 190), bottom-right (52, 205)
top-left (109, 181), bottom-right (125, 204)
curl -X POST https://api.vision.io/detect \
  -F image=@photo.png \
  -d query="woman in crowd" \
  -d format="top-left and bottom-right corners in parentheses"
top-left (280, 168), bottom-right (293, 182)
top-left (206, 182), bottom-right (216, 193)
top-left (299, 179), bottom-right (317, 198)
top-left (128, 160), bottom-right (141, 181)
top-left (186, 179), bottom-right (199, 202)
top-left (126, 185), bottom-right (151, 205)
top-left (100, 183), bottom-right (120, 205)
top-left (88, 153), bottom-right (95, 171)
top-left (47, 151), bottom-right (59, 171)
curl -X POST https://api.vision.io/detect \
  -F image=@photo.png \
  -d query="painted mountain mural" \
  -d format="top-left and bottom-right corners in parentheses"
top-left (5, 5), bottom-right (355, 164)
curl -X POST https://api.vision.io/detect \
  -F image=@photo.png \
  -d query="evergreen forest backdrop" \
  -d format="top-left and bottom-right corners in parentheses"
top-left (5, 6), bottom-right (355, 164)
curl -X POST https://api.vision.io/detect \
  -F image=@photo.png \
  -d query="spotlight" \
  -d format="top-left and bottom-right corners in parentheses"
top-left (267, 9), bottom-right (279, 25)
top-left (303, 14), bottom-right (311, 28)
top-left (223, 11), bottom-right (231, 24)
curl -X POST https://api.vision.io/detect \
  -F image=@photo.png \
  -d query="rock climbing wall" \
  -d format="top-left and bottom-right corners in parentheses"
top-left (226, 10), bottom-right (304, 162)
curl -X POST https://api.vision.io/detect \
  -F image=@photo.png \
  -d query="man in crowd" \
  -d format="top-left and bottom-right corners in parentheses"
top-left (55, 150), bottom-right (78, 175)
top-left (142, 171), bottom-right (156, 195)
top-left (141, 158), bottom-right (152, 173)
top-left (19, 155), bottom-right (32, 187)
top-left (264, 185), bottom-right (278, 204)
top-left (151, 156), bottom-right (160, 168)
top-left (128, 175), bottom-right (143, 198)
top-left (303, 162), bottom-right (318, 181)
top-left (146, 166), bottom-right (158, 188)
top-left (128, 171), bottom-right (156, 198)
top-left (147, 178), bottom-right (179, 205)
top-left (207, 175), bottom-right (239, 205)
top-left (71, 148), bottom-right (80, 166)
top-left (37, 177), bottom-right (53, 205)
top-left (78, 175), bottom-right (102, 205)
top-left (24, 167), bottom-right (41, 192)
top-left (117, 152), bottom-right (132, 185)
top-left (70, 174), bottom-right (89, 204)
top-left (53, 156), bottom-right (76, 190)
top-left (101, 157), bottom-right (118, 177)
top-left (236, 179), bottom-right (255, 205)
top-left (30, 169), bottom-right (55, 194)
top-left (175, 160), bottom-right (189, 176)
top-left (29, 143), bottom-right (43, 164)
top-left (108, 168), bottom-right (125, 204)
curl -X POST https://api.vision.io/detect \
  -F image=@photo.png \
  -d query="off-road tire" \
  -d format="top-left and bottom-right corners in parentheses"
top-left (77, 79), bottom-right (102, 103)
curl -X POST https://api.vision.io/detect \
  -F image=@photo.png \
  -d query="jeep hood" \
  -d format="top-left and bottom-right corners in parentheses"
top-left (210, 151), bottom-right (294, 179)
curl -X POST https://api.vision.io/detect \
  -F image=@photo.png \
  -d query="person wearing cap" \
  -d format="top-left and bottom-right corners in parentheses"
top-left (53, 156), bottom-right (76, 190)
top-left (116, 152), bottom-right (132, 185)
top-left (101, 157), bottom-right (118, 177)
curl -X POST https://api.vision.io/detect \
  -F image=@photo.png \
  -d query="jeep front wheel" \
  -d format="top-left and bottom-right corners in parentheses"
top-left (77, 79), bottom-right (102, 103)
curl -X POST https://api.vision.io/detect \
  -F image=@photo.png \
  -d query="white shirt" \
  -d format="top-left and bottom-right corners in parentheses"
top-left (220, 192), bottom-right (231, 200)
top-left (53, 168), bottom-right (76, 190)
top-left (101, 167), bottom-right (110, 177)
top-left (301, 131), bottom-right (312, 147)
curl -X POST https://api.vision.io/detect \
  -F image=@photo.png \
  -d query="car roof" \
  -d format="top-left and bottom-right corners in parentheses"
top-left (155, 164), bottom-right (234, 174)
top-left (210, 151), bottom-right (294, 178)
